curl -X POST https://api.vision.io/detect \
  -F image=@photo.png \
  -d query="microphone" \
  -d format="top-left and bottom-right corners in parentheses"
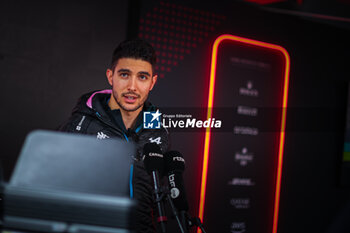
top-left (164, 150), bottom-right (189, 212)
top-left (164, 151), bottom-right (208, 233)
top-left (143, 143), bottom-right (167, 233)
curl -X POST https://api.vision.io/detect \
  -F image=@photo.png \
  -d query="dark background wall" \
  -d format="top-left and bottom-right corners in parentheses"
top-left (134, 1), bottom-right (350, 232)
top-left (0, 0), bottom-right (128, 180)
top-left (1, 0), bottom-right (350, 233)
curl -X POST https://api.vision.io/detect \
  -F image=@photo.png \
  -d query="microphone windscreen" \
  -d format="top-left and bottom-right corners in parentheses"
top-left (164, 151), bottom-right (189, 211)
top-left (164, 151), bottom-right (185, 173)
top-left (143, 143), bottom-right (164, 175)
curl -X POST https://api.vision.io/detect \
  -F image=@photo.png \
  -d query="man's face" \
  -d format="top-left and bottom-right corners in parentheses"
top-left (106, 58), bottom-right (157, 112)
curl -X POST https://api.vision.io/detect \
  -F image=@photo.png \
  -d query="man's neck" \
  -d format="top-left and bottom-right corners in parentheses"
top-left (108, 95), bottom-right (142, 129)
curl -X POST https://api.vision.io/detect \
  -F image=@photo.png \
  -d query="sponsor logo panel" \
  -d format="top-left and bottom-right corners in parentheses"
top-left (237, 105), bottom-right (258, 117)
top-left (235, 147), bottom-right (254, 166)
top-left (230, 222), bottom-right (246, 233)
top-left (233, 126), bottom-right (259, 136)
top-left (239, 81), bottom-right (259, 97)
top-left (230, 198), bottom-right (250, 209)
top-left (228, 178), bottom-right (255, 186)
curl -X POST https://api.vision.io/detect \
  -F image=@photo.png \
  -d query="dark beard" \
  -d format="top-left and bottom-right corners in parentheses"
top-left (114, 93), bottom-right (148, 112)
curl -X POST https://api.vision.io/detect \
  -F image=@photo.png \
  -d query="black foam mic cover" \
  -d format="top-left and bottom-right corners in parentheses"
top-left (143, 143), bottom-right (164, 176)
top-left (165, 150), bottom-right (185, 172)
top-left (164, 150), bottom-right (189, 212)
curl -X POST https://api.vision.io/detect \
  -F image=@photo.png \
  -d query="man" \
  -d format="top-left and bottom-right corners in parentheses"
top-left (59, 39), bottom-right (170, 233)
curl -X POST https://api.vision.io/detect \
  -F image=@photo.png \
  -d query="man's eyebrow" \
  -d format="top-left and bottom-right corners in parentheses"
top-left (138, 71), bottom-right (151, 76)
top-left (117, 68), bottom-right (131, 73)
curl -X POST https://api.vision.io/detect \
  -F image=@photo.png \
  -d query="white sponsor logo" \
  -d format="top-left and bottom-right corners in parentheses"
top-left (149, 137), bottom-right (162, 145)
top-left (237, 106), bottom-right (258, 116)
top-left (163, 118), bottom-right (222, 128)
top-left (169, 174), bottom-right (175, 187)
top-left (231, 222), bottom-right (246, 233)
top-left (173, 156), bottom-right (185, 163)
top-left (169, 174), bottom-right (180, 198)
top-left (170, 188), bottom-right (180, 198)
top-left (228, 178), bottom-right (255, 186)
top-left (230, 198), bottom-right (250, 209)
top-left (148, 152), bottom-right (163, 158)
top-left (234, 126), bottom-right (259, 135)
top-left (239, 81), bottom-right (259, 97)
top-left (97, 132), bottom-right (109, 139)
top-left (235, 147), bottom-right (253, 166)
top-left (230, 57), bottom-right (271, 70)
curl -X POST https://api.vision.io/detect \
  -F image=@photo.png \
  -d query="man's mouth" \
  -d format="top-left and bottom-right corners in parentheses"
top-left (123, 94), bottom-right (139, 104)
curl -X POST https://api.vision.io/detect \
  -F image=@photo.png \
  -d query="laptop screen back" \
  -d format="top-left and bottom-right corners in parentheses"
top-left (10, 130), bottom-right (135, 197)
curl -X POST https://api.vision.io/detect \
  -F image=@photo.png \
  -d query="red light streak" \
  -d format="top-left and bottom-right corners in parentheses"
top-left (197, 34), bottom-right (290, 233)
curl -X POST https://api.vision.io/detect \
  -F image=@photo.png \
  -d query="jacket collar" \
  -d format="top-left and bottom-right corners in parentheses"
top-left (83, 89), bottom-right (157, 133)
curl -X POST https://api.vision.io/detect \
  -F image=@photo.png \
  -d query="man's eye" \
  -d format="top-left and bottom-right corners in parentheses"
top-left (120, 73), bottom-right (128, 78)
top-left (139, 75), bottom-right (148, 80)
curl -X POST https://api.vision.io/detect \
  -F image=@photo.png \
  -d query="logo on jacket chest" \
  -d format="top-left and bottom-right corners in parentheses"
top-left (149, 137), bottom-right (162, 145)
top-left (97, 131), bottom-right (110, 140)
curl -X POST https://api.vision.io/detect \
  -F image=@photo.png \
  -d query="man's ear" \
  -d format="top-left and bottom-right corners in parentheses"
top-left (149, 74), bottom-right (158, 91)
top-left (106, 69), bottom-right (113, 86)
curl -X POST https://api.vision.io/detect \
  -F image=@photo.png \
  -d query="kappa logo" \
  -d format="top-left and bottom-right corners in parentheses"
top-left (149, 137), bottom-right (162, 145)
top-left (97, 132), bottom-right (109, 140)
top-left (143, 110), bottom-right (162, 129)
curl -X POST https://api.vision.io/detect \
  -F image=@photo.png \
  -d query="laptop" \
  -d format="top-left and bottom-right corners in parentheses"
top-left (3, 130), bottom-right (137, 233)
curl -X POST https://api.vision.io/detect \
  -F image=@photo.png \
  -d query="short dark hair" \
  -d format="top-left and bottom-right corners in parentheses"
top-left (110, 38), bottom-right (157, 72)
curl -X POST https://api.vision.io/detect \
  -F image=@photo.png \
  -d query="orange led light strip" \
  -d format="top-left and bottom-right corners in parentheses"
top-left (197, 34), bottom-right (290, 233)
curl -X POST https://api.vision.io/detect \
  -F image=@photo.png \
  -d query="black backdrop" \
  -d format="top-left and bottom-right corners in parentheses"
top-left (1, 0), bottom-right (350, 233)
top-left (0, 0), bottom-right (128, 179)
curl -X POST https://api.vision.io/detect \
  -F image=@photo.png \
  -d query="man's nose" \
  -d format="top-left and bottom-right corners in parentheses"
top-left (127, 76), bottom-right (137, 91)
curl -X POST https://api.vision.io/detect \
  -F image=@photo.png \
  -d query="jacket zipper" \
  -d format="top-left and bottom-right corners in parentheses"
top-left (94, 111), bottom-right (136, 199)
top-left (94, 112), bottom-right (128, 140)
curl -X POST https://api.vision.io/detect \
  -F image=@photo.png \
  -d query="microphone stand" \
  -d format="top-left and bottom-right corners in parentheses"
top-left (152, 171), bottom-right (167, 233)
top-left (159, 187), bottom-right (208, 233)
top-left (162, 187), bottom-right (186, 233)
top-left (179, 211), bottom-right (190, 233)
top-left (189, 217), bottom-right (207, 233)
